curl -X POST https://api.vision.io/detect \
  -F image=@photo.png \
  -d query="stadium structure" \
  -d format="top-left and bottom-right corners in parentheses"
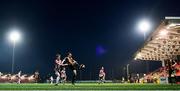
top-left (134, 17), bottom-right (180, 84)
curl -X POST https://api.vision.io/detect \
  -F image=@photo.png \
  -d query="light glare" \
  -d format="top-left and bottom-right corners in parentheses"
top-left (138, 19), bottom-right (151, 32)
top-left (159, 30), bottom-right (168, 36)
top-left (9, 31), bottom-right (21, 42)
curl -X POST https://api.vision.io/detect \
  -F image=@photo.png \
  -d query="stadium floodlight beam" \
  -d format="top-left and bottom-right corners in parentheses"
top-left (9, 30), bottom-right (21, 73)
top-left (137, 19), bottom-right (151, 40)
top-left (137, 19), bottom-right (151, 74)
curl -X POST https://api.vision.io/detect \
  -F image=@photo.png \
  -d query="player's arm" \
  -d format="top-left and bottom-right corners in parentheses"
top-left (61, 58), bottom-right (69, 66)
top-left (62, 58), bottom-right (66, 64)
top-left (60, 62), bottom-right (68, 66)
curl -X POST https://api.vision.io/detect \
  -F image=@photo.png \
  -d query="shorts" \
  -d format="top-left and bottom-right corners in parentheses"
top-left (99, 76), bottom-right (104, 80)
top-left (61, 77), bottom-right (65, 79)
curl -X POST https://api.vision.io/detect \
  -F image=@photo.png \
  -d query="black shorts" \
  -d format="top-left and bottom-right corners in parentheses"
top-left (69, 64), bottom-right (78, 70)
top-left (99, 76), bottom-right (104, 79)
top-left (61, 77), bottom-right (65, 79)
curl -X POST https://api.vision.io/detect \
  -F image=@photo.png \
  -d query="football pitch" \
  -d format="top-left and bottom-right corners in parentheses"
top-left (0, 83), bottom-right (180, 90)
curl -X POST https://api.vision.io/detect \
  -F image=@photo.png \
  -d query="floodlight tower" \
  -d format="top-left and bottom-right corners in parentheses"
top-left (9, 30), bottom-right (21, 73)
top-left (137, 19), bottom-right (152, 73)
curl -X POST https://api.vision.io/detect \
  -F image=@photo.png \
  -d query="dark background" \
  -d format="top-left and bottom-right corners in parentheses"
top-left (0, 0), bottom-right (179, 81)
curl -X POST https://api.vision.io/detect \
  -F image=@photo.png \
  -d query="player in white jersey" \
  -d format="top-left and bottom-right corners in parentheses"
top-left (54, 54), bottom-right (63, 85)
top-left (54, 53), bottom-right (67, 85)
top-left (99, 67), bottom-right (105, 84)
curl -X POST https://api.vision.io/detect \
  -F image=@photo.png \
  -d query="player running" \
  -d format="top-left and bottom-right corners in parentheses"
top-left (99, 67), bottom-right (106, 84)
top-left (54, 54), bottom-right (66, 85)
top-left (62, 52), bottom-right (85, 85)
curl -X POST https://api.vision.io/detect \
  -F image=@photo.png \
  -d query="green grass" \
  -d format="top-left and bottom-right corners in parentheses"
top-left (0, 83), bottom-right (179, 90)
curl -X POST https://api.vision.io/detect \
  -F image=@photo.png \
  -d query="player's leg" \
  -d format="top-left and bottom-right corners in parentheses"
top-left (98, 77), bottom-right (100, 84)
top-left (72, 69), bottom-right (77, 85)
top-left (55, 71), bottom-right (60, 85)
top-left (102, 76), bottom-right (105, 83)
top-left (64, 75), bottom-right (67, 84)
top-left (17, 77), bottom-right (21, 84)
top-left (51, 80), bottom-right (53, 84)
top-left (56, 76), bottom-right (60, 85)
top-left (61, 77), bottom-right (65, 85)
top-left (99, 76), bottom-right (102, 84)
top-left (50, 78), bottom-right (53, 84)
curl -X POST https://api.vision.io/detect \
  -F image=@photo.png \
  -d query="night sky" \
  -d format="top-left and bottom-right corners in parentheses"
top-left (0, 0), bottom-right (180, 80)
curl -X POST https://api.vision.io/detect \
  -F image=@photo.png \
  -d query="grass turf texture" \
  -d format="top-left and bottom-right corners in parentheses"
top-left (0, 83), bottom-right (180, 90)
